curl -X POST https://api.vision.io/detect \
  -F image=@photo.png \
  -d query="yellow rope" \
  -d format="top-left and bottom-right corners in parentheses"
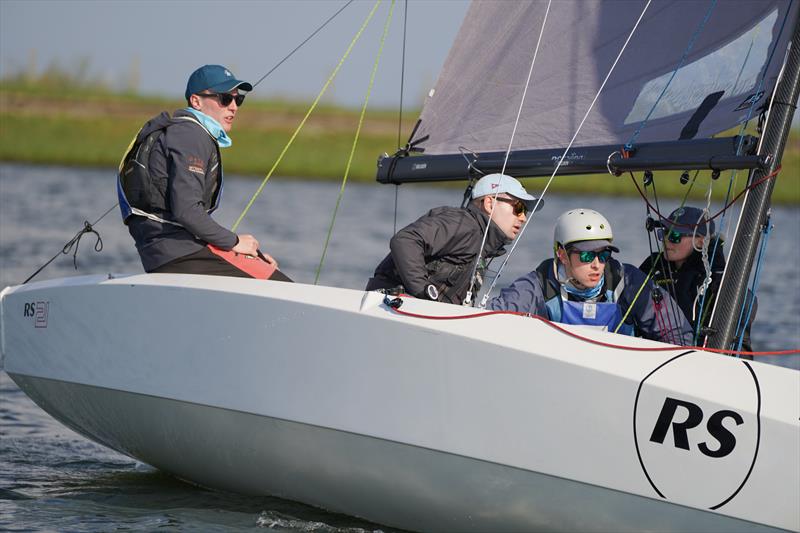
top-left (614, 254), bottom-right (659, 333)
top-left (231, 0), bottom-right (383, 232)
top-left (314, 0), bottom-right (395, 284)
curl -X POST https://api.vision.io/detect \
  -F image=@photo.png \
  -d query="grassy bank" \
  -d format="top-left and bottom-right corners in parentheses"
top-left (1, 82), bottom-right (798, 203)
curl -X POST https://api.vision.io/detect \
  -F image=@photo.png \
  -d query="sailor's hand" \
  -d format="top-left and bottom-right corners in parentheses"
top-left (232, 234), bottom-right (259, 256)
top-left (258, 250), bottom-right (279, 269)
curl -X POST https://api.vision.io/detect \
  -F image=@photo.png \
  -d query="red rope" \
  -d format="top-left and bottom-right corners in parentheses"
top-left (629, 166), bottom-right (781, 229)
top-left (385, 302), bottom-right (800, 356)
top-left (652, 297), bottom-right (677, 346)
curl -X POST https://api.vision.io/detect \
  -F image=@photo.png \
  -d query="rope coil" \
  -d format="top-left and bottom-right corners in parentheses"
top-left (24, 221), bottom-right (105, 284)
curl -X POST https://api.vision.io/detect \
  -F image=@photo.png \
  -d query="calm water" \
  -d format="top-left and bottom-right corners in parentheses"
top-left (1, 163), bottom-right (798, 531)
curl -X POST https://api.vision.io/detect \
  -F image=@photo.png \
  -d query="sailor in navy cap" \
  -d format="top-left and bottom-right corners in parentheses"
top-left (639, 206), bottom-right (755, 352)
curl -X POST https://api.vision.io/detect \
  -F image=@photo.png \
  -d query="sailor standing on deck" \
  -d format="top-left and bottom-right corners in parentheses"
top-left (118, 64), bottom-right (291, 281)
top-left (366, 174), bottom-right (541, 305)
top-left (488, 208), bottom-right (693, 345)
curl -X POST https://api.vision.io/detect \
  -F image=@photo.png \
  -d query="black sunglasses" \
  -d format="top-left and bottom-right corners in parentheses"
top-left (495, 196), bottom-right (527, 216)
top-left (198, 92), bottom-right (246, 107)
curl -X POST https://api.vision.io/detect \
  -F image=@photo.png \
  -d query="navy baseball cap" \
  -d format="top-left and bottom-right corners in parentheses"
top-left (185, 65), bottom-right (252, 100)
top-left (665, 206), bottom-right (715, 236)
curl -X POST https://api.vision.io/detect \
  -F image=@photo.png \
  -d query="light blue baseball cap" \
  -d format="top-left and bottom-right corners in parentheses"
top-left (472, 173), bottom-right (543, 212)
top-left (185, 65), bottom-right (252, 100)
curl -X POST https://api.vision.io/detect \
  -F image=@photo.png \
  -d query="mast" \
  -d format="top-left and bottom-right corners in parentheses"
top-left (706, 11), bottom-right (800, 351)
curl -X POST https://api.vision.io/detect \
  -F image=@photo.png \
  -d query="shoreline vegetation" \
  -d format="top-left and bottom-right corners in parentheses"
top-left (1, 77), bottom-right (798, 204)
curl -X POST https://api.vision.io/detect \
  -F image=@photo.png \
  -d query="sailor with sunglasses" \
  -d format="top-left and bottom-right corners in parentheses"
top-left (119, 65), bottom-right (289, 281)
top-left (366, 174), bottom-right (540, 304)
top-left (639, 206), bottom-right (755, 351)
top-left (488, 209), bottom-right (693, 345)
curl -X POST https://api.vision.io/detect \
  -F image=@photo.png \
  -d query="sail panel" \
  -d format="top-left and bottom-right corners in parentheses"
top-left (412, 0), bottom-right (798, 155)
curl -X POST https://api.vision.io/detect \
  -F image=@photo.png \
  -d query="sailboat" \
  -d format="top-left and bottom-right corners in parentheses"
top-left (1, 1), bottom-right (799, 531)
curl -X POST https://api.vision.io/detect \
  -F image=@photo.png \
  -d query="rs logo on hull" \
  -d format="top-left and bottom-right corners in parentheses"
top-left (23, 301), bottom-right (49, 328)
top-left (649, 397), bottom-right (743, 458)
top-left (633, 351), bottom-right (760, 510)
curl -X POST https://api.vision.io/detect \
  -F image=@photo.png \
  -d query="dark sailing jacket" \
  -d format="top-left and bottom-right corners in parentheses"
top-left (488, 258), bottom-right (694, 345)
top-left (124, 109), bottom-right (237, 272)
top-left (639, 244), bottom-right (756, 351)
top-left (366, 204), bottom-right (509, 304)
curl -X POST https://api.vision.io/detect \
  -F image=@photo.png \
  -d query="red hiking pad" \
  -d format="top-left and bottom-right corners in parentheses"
top-left (207, 245), bottom-right (277, 280)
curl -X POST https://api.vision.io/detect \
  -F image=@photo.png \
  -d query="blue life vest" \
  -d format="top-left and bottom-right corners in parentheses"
top-left (537, 259), bottom-right (635, 336)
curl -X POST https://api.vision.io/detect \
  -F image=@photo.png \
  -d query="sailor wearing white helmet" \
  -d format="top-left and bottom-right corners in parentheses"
top-left (488, 208), bottom-right (693, 345)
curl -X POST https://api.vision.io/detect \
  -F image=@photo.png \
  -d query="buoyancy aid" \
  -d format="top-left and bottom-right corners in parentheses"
top-left (536, 259), bottom-right (635, 335)
top-left (116, 112), bottom-right (223, 226)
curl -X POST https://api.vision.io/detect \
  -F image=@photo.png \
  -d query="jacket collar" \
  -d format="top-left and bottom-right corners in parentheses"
top-left (466, 203), bottom-right (510, 256)
top-left (175, 108), bottom-right (232, 148)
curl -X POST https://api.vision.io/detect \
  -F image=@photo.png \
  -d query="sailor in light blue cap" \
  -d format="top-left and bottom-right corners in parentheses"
top-left (471, 173), bottom-right (543, 216)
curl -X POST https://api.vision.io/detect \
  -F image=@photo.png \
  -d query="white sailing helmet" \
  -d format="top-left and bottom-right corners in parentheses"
top-left (553, 208), bottom-right (619, 252)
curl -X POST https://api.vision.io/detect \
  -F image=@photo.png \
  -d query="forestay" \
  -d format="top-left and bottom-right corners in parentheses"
top-left (412, 0), bottom-right (798, 155)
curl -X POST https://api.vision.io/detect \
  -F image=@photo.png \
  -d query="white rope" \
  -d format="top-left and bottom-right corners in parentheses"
top-left (463, 0), bottom-right (552, 306)
top-left (499, 0), bottom-right (552, 177)
top-left (696, 192), bottom-right (713, 302)
top-left (480, 0), bottom-right (653, 308)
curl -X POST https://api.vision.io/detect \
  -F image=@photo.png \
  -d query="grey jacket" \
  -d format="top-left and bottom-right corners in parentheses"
top-left (366, 204), bottom-right (509, 304)
top-left (127, 109), bottom-right (237, 271)
top-left (488, 258), bottom-right (694, 345)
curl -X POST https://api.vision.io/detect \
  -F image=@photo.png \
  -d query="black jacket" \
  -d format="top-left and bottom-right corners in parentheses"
top-left (639, 244), bottom-right (756, 351)
top-left (127, 109), bottom-right (237, 271)
top-left (366, 204), bottom-right (509, 304)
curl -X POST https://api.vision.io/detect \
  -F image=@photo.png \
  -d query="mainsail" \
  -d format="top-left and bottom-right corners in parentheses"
top-left (378, 0), bottom-right (798, 182)
top-left (375, 0), bottom-right (800, 352)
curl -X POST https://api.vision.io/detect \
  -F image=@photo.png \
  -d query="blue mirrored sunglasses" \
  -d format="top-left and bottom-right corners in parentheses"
top-left (569, 249), bottom-right (612, 263)
top-left (655, 227), bottom-right (684, 244)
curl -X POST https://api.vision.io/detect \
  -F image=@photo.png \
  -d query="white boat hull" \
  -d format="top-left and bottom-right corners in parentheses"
top-left (1, 274), bottom-right (798, 532)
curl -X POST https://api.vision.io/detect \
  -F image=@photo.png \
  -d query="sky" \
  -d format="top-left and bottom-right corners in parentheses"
top-left (0, 0), bottom-right (470, 109)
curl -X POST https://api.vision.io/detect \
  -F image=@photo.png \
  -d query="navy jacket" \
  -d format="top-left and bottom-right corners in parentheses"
top-left (640, 245), bottom-right (756, 351)
top-left (488, 258), bottom-right (694, 345)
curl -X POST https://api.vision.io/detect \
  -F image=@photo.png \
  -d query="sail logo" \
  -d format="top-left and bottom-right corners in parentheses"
top-left (23, 301), bottom-right (49, 328)
top-left (550, 152), bottom-right (584, 165)
top-left (633, 351), bottom-right (760, 510)
top-left (734, 91), bottom-right (765, 111)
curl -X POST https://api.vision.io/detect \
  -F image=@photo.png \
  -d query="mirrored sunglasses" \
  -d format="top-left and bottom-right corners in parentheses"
top-left (199, 92), bottom-right (246, 107)
top-left (495, 196), bottom-right (527, 216)
top-left (570, 249), bottom-right (612, 263)
top-left (656, 227), bottom-right (684, 244)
